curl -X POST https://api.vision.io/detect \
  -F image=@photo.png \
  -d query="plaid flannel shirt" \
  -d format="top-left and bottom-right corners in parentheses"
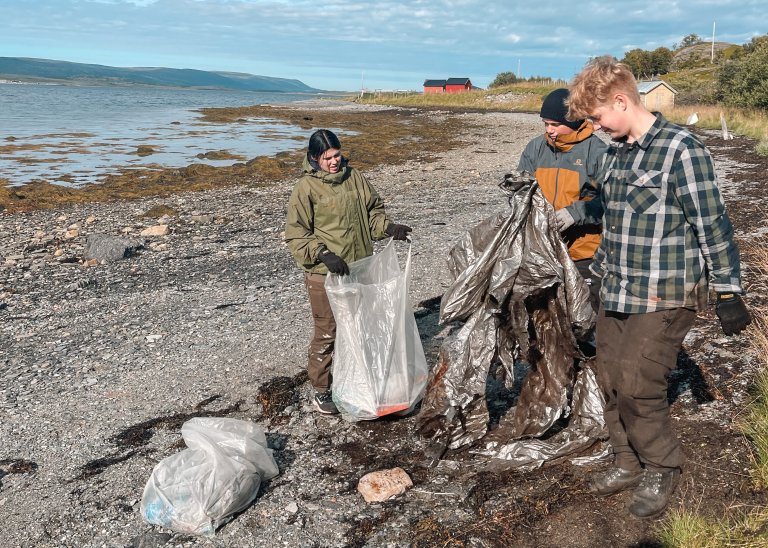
top-left (590, 116), bottom-right (742, 314)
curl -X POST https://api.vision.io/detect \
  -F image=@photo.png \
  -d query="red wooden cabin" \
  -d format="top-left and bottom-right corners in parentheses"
top-left (445, 77), bottom-right (472, 93)
top-left (423, 79), bottom-right (446, 94)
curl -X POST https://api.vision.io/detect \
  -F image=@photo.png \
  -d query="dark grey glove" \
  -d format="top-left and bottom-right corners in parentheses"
top-left (716, 293), bottom-right (752, 336)
top-left (319, 251), bottom-right (349, 275)
top-left (385, 223), bottom-right (412, 241)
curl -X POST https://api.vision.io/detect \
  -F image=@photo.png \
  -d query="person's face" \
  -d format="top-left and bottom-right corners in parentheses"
top-left (587, 97), bottom-right (630, 140)
top-left (317, 148), bottom-right (341, 173)
top-left (542, 119), bottom-right (575, 140)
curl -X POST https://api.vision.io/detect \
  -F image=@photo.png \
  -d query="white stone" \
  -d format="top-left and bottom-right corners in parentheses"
top-left (140, 224), bottom-right (169, 237)
top-left (357, 467), bottom-right (413, 503)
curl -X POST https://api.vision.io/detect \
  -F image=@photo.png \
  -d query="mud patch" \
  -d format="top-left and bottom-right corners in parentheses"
top-left (257, 370), bottom-right (308, 418)
top-left (196, 150), bottom-right (246, 161)
top-left (109, 395), bottom-right (241, 449)
top-left (139, 204), bottom-right (179, 218)
top-left (75, 451), bottom-right (141, 481)
top-left (71, 395), bottom-right (242, 482)
top-left (0, 458), bottom-right (38, 477)
top-left (344, 508), bottom-right (396, 547)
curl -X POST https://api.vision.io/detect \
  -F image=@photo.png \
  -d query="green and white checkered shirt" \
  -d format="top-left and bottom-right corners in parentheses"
top-left (590, 116), bottom-right (743, 314)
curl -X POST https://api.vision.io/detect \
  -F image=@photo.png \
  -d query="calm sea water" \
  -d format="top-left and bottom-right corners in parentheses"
top-left (0, 84), bottom-right (342, 187)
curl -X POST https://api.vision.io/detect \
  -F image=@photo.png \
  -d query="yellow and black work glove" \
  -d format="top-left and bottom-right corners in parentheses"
top-left (385, 223), bottom-right (412, 241)
top-left (319, 250), bottom-right (349, 275)
top-left (716, 293), bottom-right (752, 336)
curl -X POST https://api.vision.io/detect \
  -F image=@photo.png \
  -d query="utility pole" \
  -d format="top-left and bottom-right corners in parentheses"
top-left (517, 58), bottom-right (521, 79)
top-left (711, 21), bottom-right (716, 63)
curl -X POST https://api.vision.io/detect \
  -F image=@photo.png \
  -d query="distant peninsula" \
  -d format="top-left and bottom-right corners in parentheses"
top-left (0, 57), bottom-right (320, 93)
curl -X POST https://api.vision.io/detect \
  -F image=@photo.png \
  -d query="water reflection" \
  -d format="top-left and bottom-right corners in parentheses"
top-left (0, 84), bottom-right (340, 187)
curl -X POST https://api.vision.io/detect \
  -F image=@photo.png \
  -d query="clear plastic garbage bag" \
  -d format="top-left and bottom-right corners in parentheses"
top-left (140, 417), bottom-right (279, 536)
top-left (325, 239), bottom-right (429, 420)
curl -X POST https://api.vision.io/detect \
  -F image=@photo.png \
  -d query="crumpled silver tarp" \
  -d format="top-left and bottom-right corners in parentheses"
top-left (417, 172), bottom-right (608, 469)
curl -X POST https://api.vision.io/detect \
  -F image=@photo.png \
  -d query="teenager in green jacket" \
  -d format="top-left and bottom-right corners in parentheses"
top-left (285, 129), bottom-right (411, 414)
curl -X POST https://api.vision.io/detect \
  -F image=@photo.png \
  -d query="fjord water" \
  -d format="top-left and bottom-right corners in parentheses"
top-left (0, 83), bottom-right (330, 187)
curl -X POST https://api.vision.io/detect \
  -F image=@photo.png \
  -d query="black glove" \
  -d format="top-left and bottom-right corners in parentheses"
top-left (385, 223), bottom-right (412, 241)
top-left (318, 251), bottom-right (349, 275)
top-left (716, 293), bottom-right (752, 336)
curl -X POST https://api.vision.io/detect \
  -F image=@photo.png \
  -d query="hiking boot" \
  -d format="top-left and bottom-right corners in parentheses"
top-left (588, 467), bottom-right (644, 496)
top-left (629, 468), bottom-right (680, 519)
top-left (313, 391), bottom-right (339, 415)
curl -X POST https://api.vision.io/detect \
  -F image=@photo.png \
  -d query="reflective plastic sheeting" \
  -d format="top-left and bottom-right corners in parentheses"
top-left (417, 173), bottom-right (607, 468)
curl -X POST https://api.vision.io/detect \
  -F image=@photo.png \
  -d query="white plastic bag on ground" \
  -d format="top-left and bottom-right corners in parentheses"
top-left (140, 417), bottom-right (279, 536)
top-left (325, 239), bottom-right (428, 420)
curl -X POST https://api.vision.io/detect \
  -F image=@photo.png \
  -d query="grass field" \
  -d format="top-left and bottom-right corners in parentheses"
top-left (356, 85), bottom-right (768, 155)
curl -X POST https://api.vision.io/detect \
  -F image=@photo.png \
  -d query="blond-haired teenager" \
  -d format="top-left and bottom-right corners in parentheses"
top-left (567, 56), bottom-right (751, 518)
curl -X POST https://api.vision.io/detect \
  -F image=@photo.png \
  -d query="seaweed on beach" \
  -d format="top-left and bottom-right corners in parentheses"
top-left (0, 104), bottom-right (475, 213)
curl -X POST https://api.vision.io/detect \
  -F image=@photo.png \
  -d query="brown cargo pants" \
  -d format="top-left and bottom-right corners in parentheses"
top-left (304, 272), bottom-right (336, 392)
top-left (595, 306), bottom-right (696, 472)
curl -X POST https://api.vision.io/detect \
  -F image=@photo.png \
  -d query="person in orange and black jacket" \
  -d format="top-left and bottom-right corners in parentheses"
top-left (517, 88), bottom-right (608, 312)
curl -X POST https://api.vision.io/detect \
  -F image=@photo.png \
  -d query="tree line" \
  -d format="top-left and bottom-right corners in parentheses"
top-left (489, 33), bottom-right (768, 109)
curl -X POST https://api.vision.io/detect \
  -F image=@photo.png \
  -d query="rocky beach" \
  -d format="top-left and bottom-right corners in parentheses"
top-left (1, 100), bottom-right (767, 547)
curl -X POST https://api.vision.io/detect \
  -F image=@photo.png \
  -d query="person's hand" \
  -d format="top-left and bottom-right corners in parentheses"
top-left (319, 251), bottom-right (349, 275)
top-left (385, 223), bottom-right (412, 241)
top-left (716, 293), bottom-right (752, 336)
top-left (555, 208), bottom-right (575, 231)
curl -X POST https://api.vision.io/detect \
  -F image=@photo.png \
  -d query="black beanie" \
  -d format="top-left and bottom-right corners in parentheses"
top-left (540, 88), bottom-right (583, 131)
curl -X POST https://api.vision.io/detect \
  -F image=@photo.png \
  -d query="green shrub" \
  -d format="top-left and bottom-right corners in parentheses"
top-left (717, 36), bottom-right (768, 108)
top-left (489, 72), bottom-right (519, 88)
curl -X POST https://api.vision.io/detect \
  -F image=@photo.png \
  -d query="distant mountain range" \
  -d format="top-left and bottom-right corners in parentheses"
top-left (0, 57), bottom-right (320, 92)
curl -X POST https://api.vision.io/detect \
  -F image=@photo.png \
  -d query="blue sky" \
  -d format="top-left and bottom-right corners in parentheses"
top-left (1, 0), bottom-right (765, 92)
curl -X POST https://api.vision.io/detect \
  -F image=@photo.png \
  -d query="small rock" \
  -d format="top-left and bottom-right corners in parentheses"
top-left (357, 467), bottom-right (413, 503)
top-left (190, 215), bottom-right (214, 224)
top-left (285, 502), bottom-right (299, 514)
top-left (140, 225), bottom-right (169, 237)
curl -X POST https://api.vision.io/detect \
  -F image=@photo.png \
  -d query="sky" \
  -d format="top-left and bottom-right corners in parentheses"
top-left (0, 0), bottom-right (765, 92)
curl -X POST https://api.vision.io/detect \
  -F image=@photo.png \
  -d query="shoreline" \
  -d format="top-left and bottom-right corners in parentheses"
top-left (1, 107), bottom-right (767, 546)
top-left (0, 100), bottom-right (472, 214)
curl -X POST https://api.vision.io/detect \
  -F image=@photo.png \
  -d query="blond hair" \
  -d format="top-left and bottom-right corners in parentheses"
top-left (567, 55), bottom-right (641, 120)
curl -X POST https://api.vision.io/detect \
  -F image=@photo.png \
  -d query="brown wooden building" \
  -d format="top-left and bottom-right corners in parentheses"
top-left (637, 80), bottom-right (678, 112)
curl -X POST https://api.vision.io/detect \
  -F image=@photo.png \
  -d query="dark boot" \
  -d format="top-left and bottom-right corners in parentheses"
top-left (629, 469), bottom-right (680, 518)
top-left (588, 467), bottom-right (644, 496)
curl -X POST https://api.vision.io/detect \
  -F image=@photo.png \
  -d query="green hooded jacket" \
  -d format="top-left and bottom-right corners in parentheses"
top-left (285, 156), bottom-right (391, 274)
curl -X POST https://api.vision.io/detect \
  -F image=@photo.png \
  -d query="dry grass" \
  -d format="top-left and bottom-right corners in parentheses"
top-left (360, 91), bottom-right (768, 156)
top-left (355, 82), bottom-right (557, 112)
top-left (664, 105), bottom-right (768, 155)
top-left (658, 238), bottom-right (768, 547)
top-left (658, 505), bottom-right (768, 547)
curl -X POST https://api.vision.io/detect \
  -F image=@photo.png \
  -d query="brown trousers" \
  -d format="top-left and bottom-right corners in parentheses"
top-left (595, 306), bottom-right (696, 472)
top-left (304, 273), bottom-right (336, 392)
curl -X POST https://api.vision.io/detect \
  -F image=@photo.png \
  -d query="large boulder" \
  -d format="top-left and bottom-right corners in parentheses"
top-left (84, 234), bottom-right (142, 263)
